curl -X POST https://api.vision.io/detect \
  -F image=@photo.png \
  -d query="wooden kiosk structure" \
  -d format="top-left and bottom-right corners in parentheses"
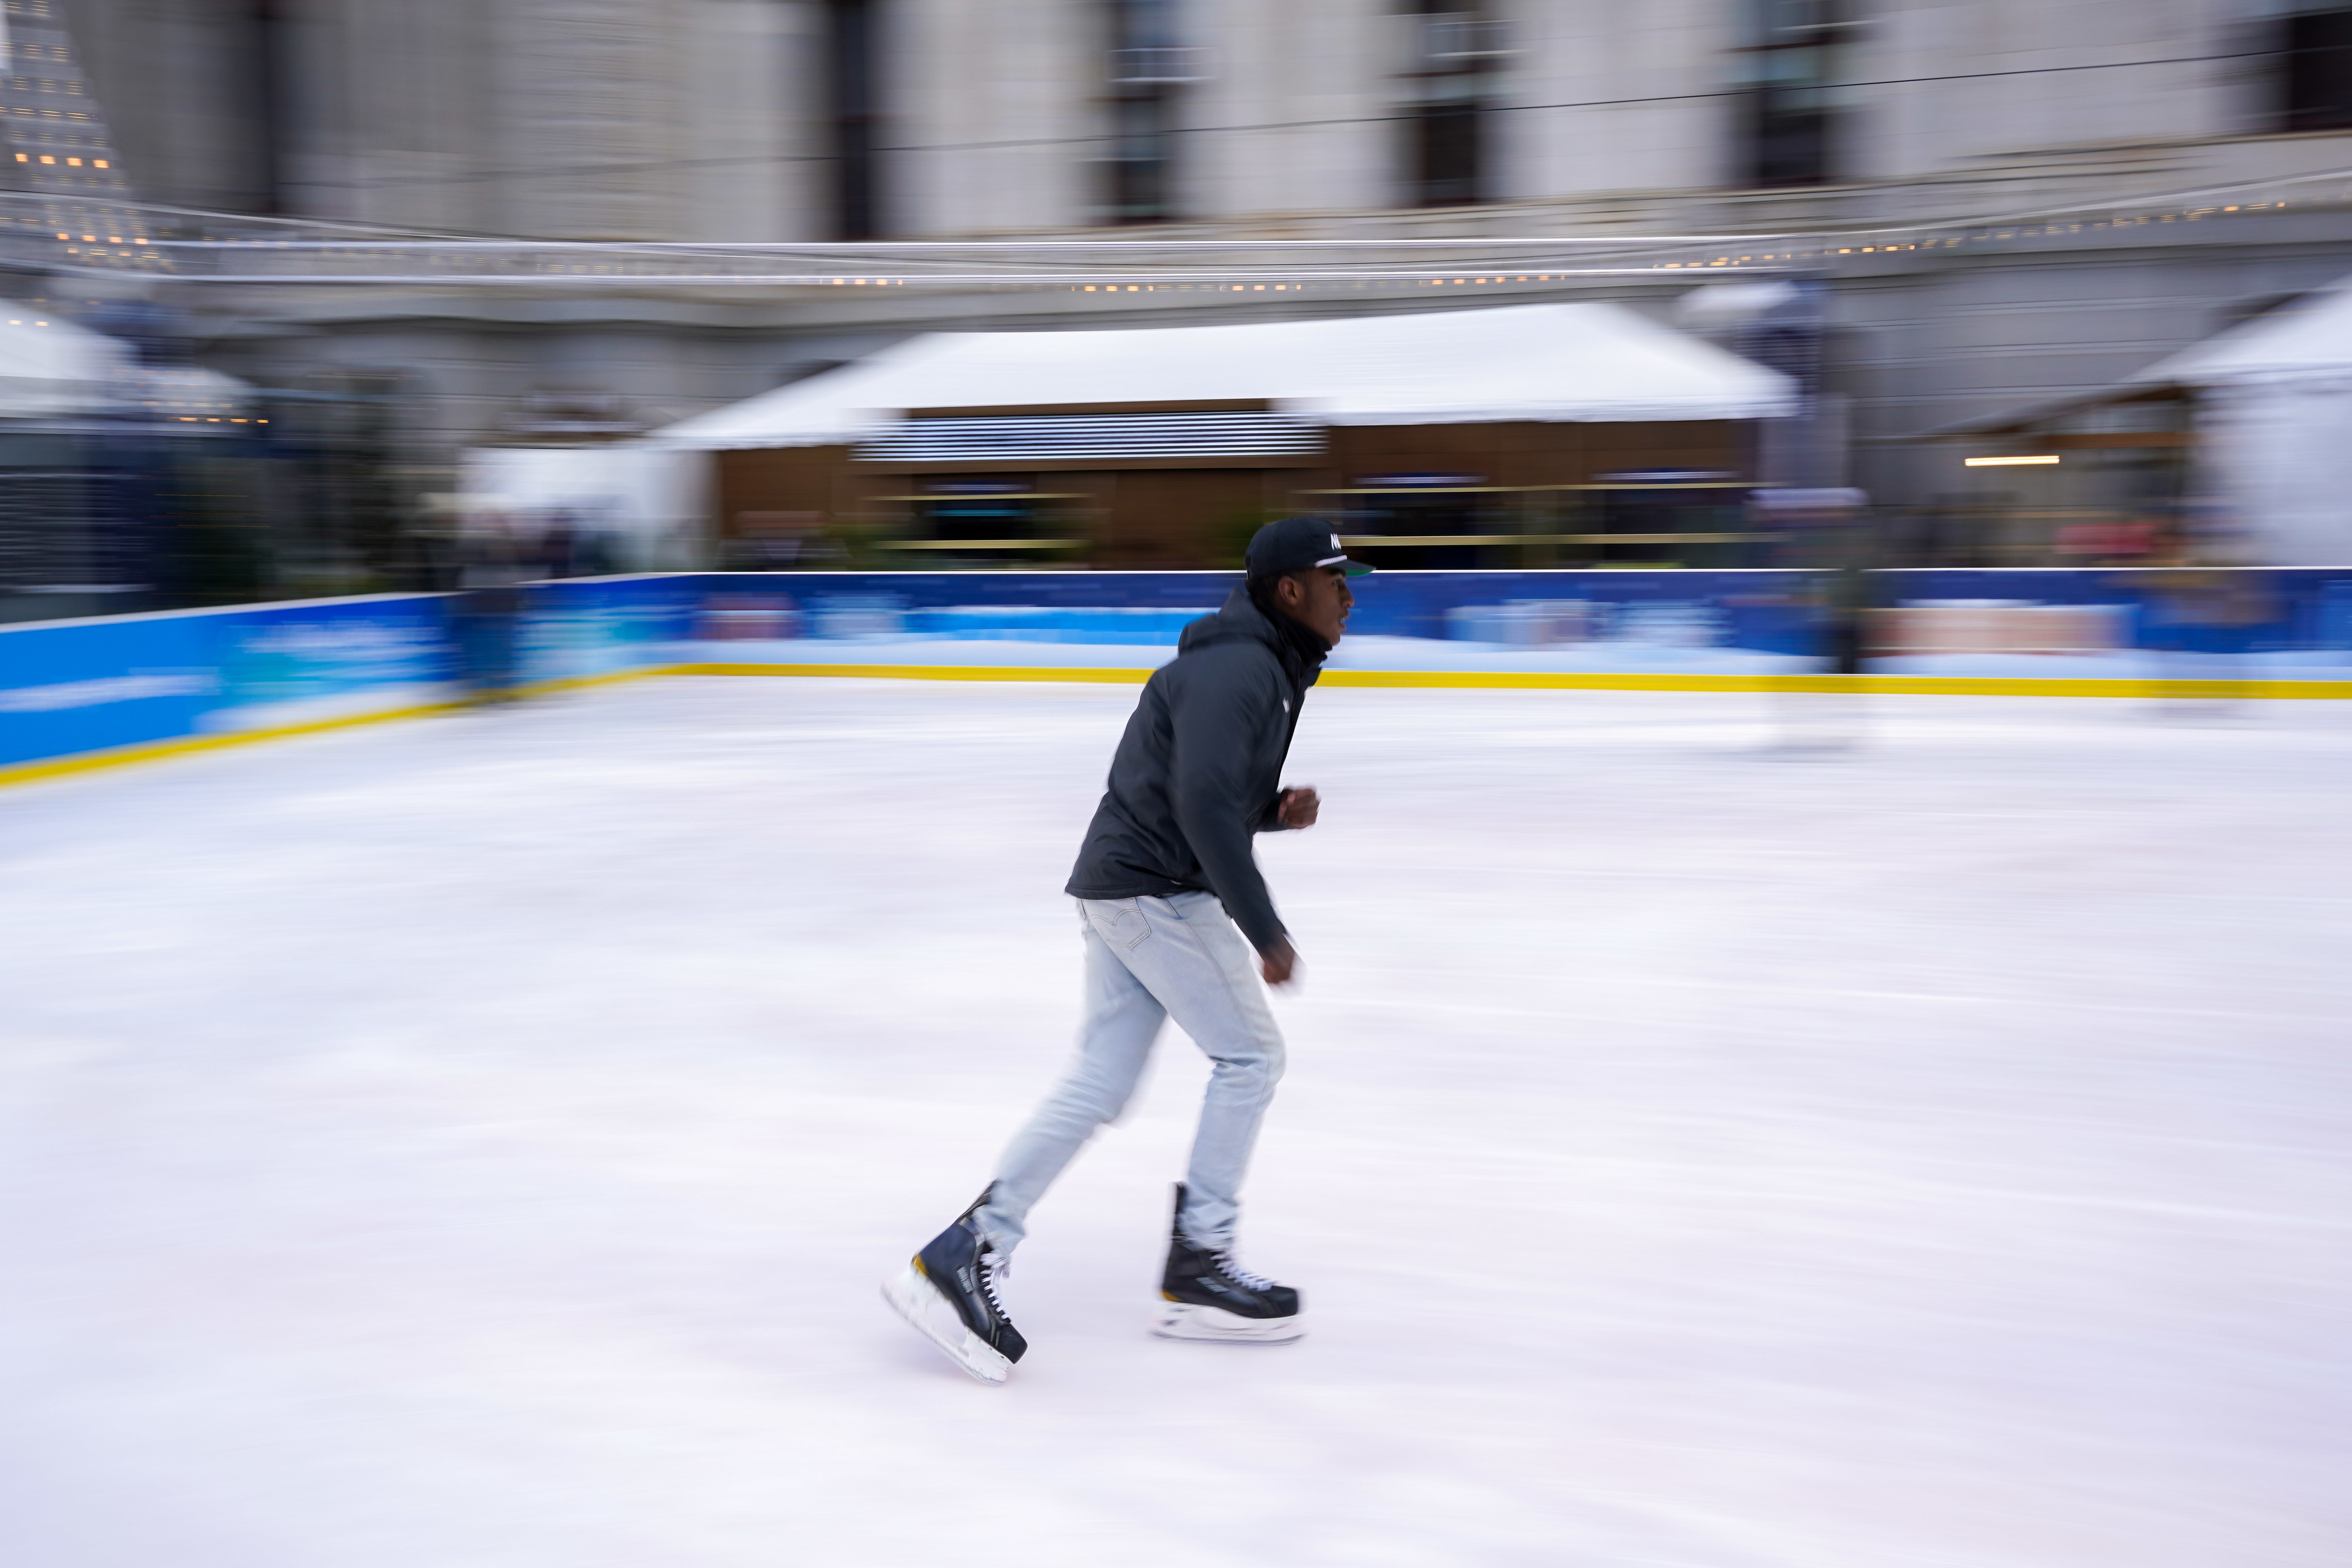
top-left (648, 303), bottom-right (1795, 571)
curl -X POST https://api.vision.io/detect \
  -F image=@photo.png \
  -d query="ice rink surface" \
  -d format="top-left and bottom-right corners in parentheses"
top-left (3, 678), bottom-right (2348, 1567)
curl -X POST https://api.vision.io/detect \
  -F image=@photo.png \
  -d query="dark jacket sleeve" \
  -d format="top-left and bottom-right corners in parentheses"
top-left (1167, 648), bottom-right (1289, 955)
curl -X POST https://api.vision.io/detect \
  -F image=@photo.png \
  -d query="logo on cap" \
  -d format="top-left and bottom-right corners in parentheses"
top-left (1330, 534), bottom-right (1342, 550)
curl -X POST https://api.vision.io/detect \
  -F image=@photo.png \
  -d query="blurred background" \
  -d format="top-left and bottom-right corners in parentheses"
top-left (4, 0), bottom-right (2352, 617)
top-left (6, 13), bottom-right (2352, 1558)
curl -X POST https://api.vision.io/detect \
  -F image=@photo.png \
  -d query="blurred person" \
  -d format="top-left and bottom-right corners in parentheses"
top-left (568, 521), bottom-right (618, 578)
top-left (1818, 520), bottom-right (1880, 678)
top-left (1759, 492), bottom-right (1875, 748)
top-left (883, 517), bottom-right (1368, 1384)
top-left (2112, 511), bottom-right (2161, 564)
top-left (2057, 513), bottom-right (2159, 566)
top-left (534, 510), bottom-right (578, 578)
top-left (2131, 512), bottom-right (2272, 713)
top-left (724, 511), bottom-right (824, 571)
top-left (454, 516), bottom-right (534, 701)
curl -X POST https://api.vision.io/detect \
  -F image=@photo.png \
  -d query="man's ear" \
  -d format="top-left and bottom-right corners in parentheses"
top-left (1275, 572), bottom-right (1306, 608)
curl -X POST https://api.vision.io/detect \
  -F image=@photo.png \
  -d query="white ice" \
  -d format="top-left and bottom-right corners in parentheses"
top-left (2, 680), bottom-right (2348, 1567)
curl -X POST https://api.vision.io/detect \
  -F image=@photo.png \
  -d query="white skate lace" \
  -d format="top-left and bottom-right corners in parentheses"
top-left (979, 1250), bottom-right (1012, 1317)
top-left (1214, 1250), bottom-right (1276, 1291)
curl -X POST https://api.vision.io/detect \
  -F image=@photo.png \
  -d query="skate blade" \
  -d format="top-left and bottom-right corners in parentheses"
top-left (881, 1263), bottom-right (1013, 1385)
top-left (1151, 1300), bottom-right (1305, 1344)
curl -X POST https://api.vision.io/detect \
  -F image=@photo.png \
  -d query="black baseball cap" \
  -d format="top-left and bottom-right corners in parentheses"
top-left (1245, 515), bottom-right (1374, 577)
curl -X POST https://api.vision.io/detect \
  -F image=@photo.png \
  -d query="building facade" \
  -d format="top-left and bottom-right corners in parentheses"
top-left (23, 0), bottom-right (2352, 554)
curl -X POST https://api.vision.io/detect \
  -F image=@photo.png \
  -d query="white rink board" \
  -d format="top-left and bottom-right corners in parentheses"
top-left (2, 680), bottom-right (2348, 1567)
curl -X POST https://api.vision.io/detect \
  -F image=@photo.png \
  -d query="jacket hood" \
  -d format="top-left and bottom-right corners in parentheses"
top-left (1180, 584), bottom-right (1327, 686)
top-left (1177, 586), bottom-right (1283, 656)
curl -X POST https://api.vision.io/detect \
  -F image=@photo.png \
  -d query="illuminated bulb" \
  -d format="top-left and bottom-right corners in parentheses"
top-left (1964, 455), bottom-right (2060, 467)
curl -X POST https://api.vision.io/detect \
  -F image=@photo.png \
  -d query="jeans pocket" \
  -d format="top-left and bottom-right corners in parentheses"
top-left (1085, 898), bottom-right (1153, 951)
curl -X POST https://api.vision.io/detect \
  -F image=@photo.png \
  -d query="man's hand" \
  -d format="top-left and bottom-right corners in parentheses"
top-left (1260, 937), bottom-right (1298, 988)
top-left (1277, 786), bottom-right (1321, 830)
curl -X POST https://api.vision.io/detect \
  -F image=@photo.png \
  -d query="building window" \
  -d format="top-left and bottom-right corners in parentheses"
top-left (1103, 0), bottom-right (1198, 223)
top-left (828, 0), bottom-right (883, 239)
top-left (1401, 5), bottom-right (1509, 207)
top-left (240, 0), bottom-right (291, 215)
top-left (2281, 8), bottom-right (2352, 131)
top-left (1735, 0), bottom-right (1854, 189)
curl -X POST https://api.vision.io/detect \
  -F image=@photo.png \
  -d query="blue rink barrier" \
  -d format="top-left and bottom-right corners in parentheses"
top-left (678, 568), bottom-right (2352, 678)
top-left (5, 568), bottom-right (2351, 785)
top-left (0, 576), bottom-right (697, 779)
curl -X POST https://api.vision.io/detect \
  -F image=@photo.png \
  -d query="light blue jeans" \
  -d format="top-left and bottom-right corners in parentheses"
top-left (977, 891), bottom-right (1286, 1256)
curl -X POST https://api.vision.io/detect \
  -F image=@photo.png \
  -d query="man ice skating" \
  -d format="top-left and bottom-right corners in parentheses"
top-left (883, 516), bottom-right (1367, 1384)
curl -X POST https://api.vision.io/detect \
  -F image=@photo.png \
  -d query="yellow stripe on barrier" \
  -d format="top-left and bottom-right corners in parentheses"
top-left (671, 664), bottom-right (2352, 700)
top-left (0, 701), bottom-right (467, 790)
top-left (7, 661), bottom-right (2350, 793)
top-left (669, 662), bottom-right (1154, 684)
top-left (0, 666), bottom-right (661, 793)
top-left (1318, 670), bottom-right (2352, 698)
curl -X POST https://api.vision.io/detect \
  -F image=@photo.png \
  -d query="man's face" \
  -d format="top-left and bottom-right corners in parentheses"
top-left (1277, 565), bottom-right (1354, 646)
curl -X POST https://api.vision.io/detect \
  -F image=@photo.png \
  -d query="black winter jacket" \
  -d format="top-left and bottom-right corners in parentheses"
top-left (1064, 587), bottom-right (1320, 955)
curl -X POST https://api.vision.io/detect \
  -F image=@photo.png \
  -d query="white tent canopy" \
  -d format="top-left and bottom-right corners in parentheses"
top-left (0, 314), bottom-right (129, 420)
top-left (2130, 283), bottom-right (2352, 565)
top-left (0, 317), bottom-right (258, 425)
top-left (458, 445), bottom-right (711, 571)
top-left (2132, 285), bottom-right (2352, 390)
top-left (649, 303), bottom-right (1794, 450)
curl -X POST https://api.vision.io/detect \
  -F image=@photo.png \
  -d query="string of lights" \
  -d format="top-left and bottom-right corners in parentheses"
top-left (6, 162), bottom-right (2349, 291)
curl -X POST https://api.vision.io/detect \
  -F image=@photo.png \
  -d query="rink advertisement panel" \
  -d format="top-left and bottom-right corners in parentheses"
top-left (516, 575), bottom-right (700, 686)
top-left (1, 594), bottom-right (465, 771)
top-left (683, 568), bottom-right (2352, 669)
top-left (0, 613), bottom-right (218, 766)
top-left (5, 569), bottom-right (2352, 786)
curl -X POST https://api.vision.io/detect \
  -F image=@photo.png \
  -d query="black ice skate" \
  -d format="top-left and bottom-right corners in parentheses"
top-left (881, 1185), bottom-right (1028, 1384)
top-left (1152, 1183), bottom-right (1305, 1343)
